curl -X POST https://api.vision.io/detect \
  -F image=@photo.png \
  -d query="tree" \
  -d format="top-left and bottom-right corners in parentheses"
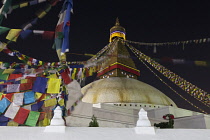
top-left (89, 115), bottom-right (99, 127)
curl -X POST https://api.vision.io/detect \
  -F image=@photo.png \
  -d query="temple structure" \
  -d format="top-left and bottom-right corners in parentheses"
top-left (66, 19), bottom-right (210, 129)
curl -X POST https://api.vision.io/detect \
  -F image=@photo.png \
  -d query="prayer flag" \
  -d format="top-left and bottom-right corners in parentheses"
top-left (47, 78), bottom-right (61, 93)
top-left (8, 73), bottom-right (23, 80)
top-left (44, 98), bottom-right (57, 107)
top-left (2, 69), bottom-right (15, 74)
top-left (13, 92), bottom-right (24, 106)
top-left (0, 98), bottom-right (11, 113)
top-left (60, 69), bottom-right (71, 84)
top-left (0, 26), bottom-right (10, 35)
top-left (31, 103), bottom-right (38, 111)
top-left (0, 42), bottom-right (7, 52)
top-left (0, 115), bottom-right (9, 122)
top-left (23, 105), bottom-right (31, 110)
top-left (19, 30), bottom-right (32, 39)
top-left (14, 108), bottom-right (30, 124)
top-left (0, 0), bottom-right (13, 24)
top-left (20, 2), bottom-right (28, 8)
top-left (20, 82), bottom-right (33, 91)
top-left (6, 29), bottom-right (22, 42)
top-left (47, 73), bottom-right (58, 78)
top-left (61, 0), bottom-right (73, 55)
top-left (5, 93), bottom-right (13, 101)
top-left (25, 111), bottom-right (40, 126)
top-left (6, 84), bottom-right (20, 93)
top-left (7, 121), bottom-right (19, 126)
top-left (4, 103), bottom-right (20, 119)
top-left (32, 77), bottom-right (48, 93)
top-left (42, 31), bottom-right (54, 40)
top-left (24, 91), bottom-right (35, 104)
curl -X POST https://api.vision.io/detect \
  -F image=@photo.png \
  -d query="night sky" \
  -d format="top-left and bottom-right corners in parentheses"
top-left (0, 0), bottom-right (210, 113)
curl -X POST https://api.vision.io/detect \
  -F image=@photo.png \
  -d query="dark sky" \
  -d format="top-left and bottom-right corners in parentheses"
top-left (1, 0), bottom-right (210, 113)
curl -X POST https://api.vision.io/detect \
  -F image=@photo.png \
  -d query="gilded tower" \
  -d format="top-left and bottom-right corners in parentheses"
top-left (97, 18), bottom-right (140, 79)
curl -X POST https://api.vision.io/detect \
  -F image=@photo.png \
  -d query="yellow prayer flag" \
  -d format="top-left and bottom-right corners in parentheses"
top-left (42, 118), bottom-right (50, 126)
top-left (0, 42), bottom-right (7, 52)
top-left (71, 68), bottom-right (77, 80)
top-left (2, 69), bottom-right (15, 74)
top-left (47, 73), bottom-right (58, 79)
top-left (0, 81), bottom-right (4, 84)
top-left (58, 99), bottom-right (64, 106)
top-left (56, 49), bottom-right (66, 61)
top-left (195, 61), bottom-right (207, 66)
top-left (37, 11), bottom-right (47, 18)
top-left (6, 29), bottom-right (22, 42)
top-left (44, 98), bottom-right (57, 107)
top-left (47, 78), bottom-right (61, 94)
top-left (89, 67), bottom-right (93, 76)
top-left (20, 2), bottom-right (28, 8)
top-left (20, 79), bottom-right (28, 84)
top-left (35, 92), bottom-right (43, 99)
top-left (7, 121), bottom-right (19, 126)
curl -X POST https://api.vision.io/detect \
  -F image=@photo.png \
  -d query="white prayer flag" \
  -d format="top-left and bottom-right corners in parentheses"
top-left (7, 84), bottom-right (20, 93)
top-left (13, 93), bottom-right (24, 106)
top-left (4, 103), bottom-right (20, 119)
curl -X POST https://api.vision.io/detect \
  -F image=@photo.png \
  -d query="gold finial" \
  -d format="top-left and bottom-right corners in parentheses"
top-left (115, 17), bottom-right (120, 26)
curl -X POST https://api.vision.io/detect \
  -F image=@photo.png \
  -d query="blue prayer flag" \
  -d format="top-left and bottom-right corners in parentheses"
top-left (32, 77), bottom-right (48, 93)
top-left (0, 98), bottom-right (11, 113)
top-left (24, 91), bottom-right (35, 104)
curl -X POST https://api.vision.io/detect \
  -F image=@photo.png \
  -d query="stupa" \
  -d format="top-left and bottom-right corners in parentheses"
top-left (81, 18), bottom-right (176, 108)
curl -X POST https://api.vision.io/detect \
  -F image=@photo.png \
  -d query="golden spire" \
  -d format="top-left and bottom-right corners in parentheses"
top-left (109, 18), bottom-right (126, 42)
top-left (115, 17), bottom-right (120, 26)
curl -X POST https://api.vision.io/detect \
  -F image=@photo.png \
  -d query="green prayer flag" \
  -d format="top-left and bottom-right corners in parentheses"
top-left (25, 111), bottom-right (40, 126)
top-left (0, 0), bottom-right (13, 24)
top-left (0, 26), bottom-right (10, 35)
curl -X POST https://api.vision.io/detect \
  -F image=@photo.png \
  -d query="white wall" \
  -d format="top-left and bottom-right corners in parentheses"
top-left (0, 126), bottom-right (210, 140)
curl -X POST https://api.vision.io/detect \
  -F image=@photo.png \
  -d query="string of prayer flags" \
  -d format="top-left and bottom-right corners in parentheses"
top-left (32, 77), bottom-right (48, 93)
top-left (128, 44), bottom-right (210, 107)
top-left (12, 0), bottom-right (48, 11)
top-left (54, 0), bottom-right (73, 61)
top-left (47, 78), bottom-right (61, 93)
top-left (126, 38), bottom-right (210, 47)
top-left (25, 111), bottom-right (40, 126)
top-left (0, 98), bottom-right (11, 113)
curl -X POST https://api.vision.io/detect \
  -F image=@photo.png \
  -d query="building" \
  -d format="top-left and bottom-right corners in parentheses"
top-left (66, 18), bottom-right (210, 129)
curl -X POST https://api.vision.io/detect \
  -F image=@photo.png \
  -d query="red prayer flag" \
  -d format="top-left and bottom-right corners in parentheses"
top-left (42, 31), bottom-right (55, 40)
top-left (20, 83), bottom-right (33, 91)
top-left (8, 74), bottom-right (23, 80)
top-left (60, 70), bottom-right (71, 85)
top-left (13, 107), bottom-right (30, 124)
top-left (5, 93), bottom-right (14, 101)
